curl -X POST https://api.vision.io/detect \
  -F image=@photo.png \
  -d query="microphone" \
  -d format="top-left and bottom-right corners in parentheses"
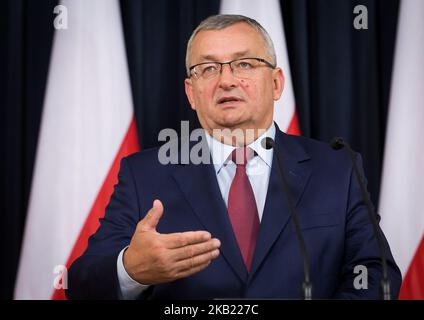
top-left (262, 137), bottom-right (312, 300)
top-left (330, 137), bottom-right (391, 300)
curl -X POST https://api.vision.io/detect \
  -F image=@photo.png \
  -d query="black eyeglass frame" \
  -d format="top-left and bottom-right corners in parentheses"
top-left (188, 57), bottom-right (276, 78)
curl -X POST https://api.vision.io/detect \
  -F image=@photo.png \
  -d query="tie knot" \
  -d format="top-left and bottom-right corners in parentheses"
top-left (231, 147), bottom-right (254, 166)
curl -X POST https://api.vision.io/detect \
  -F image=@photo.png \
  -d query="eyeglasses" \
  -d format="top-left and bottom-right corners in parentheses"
top-left (189, 57), bottom-right (275, 80)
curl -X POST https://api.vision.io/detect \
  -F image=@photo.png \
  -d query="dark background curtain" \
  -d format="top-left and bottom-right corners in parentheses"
top-left (281, 0), bottom-right (399, 212)
top-left (0, 0), bottom-right (399, 299)
top-left (0, 0), bottom-right (57, 300)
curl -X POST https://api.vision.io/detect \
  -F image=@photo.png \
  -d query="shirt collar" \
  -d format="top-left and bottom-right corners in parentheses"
top-left (204, 123), bottom-right (276, 174)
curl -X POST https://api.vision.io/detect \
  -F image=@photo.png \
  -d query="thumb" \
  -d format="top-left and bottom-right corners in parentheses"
top-left (138, 199), bottom-right (164, 232)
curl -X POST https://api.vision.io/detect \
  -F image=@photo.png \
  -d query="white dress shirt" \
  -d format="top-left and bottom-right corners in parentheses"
top-left (205, 124), bottom-right (275, 222)
top-left (117, 123), bottom-right (276, 299)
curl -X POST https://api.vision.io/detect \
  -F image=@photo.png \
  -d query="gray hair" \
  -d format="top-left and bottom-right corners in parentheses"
top-left (185, 14), bottom-right (277, 77)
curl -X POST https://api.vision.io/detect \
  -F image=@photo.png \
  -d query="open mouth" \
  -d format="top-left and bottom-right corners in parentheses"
top-left (217, 96), bottom-right (243, 106)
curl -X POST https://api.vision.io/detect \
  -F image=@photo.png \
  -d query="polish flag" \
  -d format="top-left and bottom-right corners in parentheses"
top-left (14, 0), bottom-right (139, 299)
top-left (220, 0), bottom-right (300, 135)
top-left (379, 0), bottom-right (424, 299)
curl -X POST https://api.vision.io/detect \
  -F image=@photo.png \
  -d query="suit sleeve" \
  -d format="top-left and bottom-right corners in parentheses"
top-left (66, 157), bottom-right (142, 299)
top-left (334, 154), bottom-right (402, 299)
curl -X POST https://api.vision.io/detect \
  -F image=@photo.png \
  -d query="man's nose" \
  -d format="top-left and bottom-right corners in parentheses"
top-left (218, 64), bottom-right (238, 89)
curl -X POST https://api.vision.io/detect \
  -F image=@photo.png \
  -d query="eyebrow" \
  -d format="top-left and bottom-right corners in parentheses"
top-left (199, 51), bottom-right (250, 62)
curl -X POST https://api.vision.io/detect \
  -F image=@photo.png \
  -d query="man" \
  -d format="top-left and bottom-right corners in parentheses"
top-left (67, 14), bottom-right (401, 299)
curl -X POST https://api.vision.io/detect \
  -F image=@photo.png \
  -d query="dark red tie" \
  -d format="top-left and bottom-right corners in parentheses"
top-left (228, 147), bottom-right (260, 272)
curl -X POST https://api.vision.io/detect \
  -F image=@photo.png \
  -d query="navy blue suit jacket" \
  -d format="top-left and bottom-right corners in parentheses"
top-left (67, 128), bottom-right (401, 299)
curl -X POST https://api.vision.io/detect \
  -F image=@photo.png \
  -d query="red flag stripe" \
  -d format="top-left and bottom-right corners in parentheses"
top-left (51, 118), bottom-right (139, 300)
top-left (286, 112), bottom-right (301, 136)
top-left (399, 235), bottom-right (424, 299)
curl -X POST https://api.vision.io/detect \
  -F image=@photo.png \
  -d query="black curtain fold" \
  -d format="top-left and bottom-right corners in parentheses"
top-left (0, 0), bottom-right (398, 299)
top-left (0, 0), bottom-right (57, 299)
top-left (281, 0), bottom-right (399, 206)
top-left (120, 0), bottom-right (221, 149)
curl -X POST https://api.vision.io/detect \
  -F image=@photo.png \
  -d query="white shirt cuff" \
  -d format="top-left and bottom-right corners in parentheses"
top-left (117, 246), bottom-right (150, 299)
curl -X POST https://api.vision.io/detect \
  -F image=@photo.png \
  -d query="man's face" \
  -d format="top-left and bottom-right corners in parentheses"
top-left (185, 22), bottom-right (284, 135)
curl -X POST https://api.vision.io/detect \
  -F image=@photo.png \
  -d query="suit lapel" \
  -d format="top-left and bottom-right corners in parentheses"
top-left (248, 129), bottom-right (312, 279)
top-left (171, 144), bottom-right (248, 283)
top-left (170, 128), bottom-right (312, 284)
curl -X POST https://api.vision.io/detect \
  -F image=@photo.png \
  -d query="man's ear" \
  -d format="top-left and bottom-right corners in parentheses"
top-left (273, 68), bottom-right (285, 101)
top-left (184, 78), bottom-right (196, 110)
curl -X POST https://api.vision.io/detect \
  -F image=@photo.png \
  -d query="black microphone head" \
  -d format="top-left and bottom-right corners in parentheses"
top-left (261, 137), bottom-right (275, 150)
top-left (330, 137), bottom-right (345, 150)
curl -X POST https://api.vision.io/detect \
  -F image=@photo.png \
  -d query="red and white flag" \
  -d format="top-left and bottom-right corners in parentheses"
top-left (220, 0), bottom-right (300, 135)
top-left (14, 0), bottom-right (139, 299)
top-left (379, 0), bottom-right (424, 299)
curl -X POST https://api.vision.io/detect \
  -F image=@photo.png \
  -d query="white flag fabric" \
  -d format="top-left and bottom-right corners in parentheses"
top-left (220, 0), bottom-right (300, 134)
top-left (14, 0), bottom-right (139, 299)
top-left (379, 0), bottom-right (424, 299)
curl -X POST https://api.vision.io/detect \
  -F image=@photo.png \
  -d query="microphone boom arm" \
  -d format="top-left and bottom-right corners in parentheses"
top-left (263, 137), bottom-right (312, 300)
top-left (331, 137), bottom-right (391, 300)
